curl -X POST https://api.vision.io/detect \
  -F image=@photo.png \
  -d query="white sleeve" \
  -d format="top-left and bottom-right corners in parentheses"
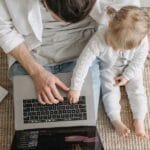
top-left (70, 34), bottom-right (101, 91)
top-left (0, 1), bottom-right (24, 53)
top-left (122, 36), bottom-right (149, 80)
top-left (90, 0), bottom-right (141, 24)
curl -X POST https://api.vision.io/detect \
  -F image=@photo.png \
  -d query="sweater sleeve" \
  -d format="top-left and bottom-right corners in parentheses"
top-left (0, 1), bottom-right (24, 53)
top-left (70, 34), bottom-right (101, 91)
top-left (122, 36), bottom-right (149, 80)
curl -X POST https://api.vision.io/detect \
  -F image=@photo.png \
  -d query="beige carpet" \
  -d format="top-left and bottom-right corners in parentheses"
top-left (0, 50), bottom-right (14, 150)
top-left (97, 61), bottom-right (150, 149)
top-left (0, 49), bottom-right (150, 150)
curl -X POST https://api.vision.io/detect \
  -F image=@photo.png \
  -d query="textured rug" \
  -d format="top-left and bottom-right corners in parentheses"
top-left (0, 49), bottom-right (150, 150)
top-left (0, 50), bottom-right (14, 150)
top-left (97, 60), bottom-right (150, 150)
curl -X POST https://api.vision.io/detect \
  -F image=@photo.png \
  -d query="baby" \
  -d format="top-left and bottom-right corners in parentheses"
top-left (68, 6), bottom-right (149, 139)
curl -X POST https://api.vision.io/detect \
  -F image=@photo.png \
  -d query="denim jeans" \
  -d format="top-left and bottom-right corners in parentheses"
top-left (9, 60), bottom-right (101, 120)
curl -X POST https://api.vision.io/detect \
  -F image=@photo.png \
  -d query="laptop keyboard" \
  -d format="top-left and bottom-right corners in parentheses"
top-left (23, 96), bottom-right (87, 124)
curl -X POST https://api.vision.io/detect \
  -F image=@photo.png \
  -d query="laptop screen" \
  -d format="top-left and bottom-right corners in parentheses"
top-left (11, 126), bottom-right (104, 150)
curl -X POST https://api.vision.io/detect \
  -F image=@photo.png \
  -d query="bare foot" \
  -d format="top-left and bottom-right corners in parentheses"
top-left (133, 119), bottom-right (149, 139)
top-left (112, 120), bottom-right (130, 137)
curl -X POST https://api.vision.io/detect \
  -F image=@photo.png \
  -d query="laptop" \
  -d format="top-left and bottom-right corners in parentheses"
top-left (11, 72), bottom-right (104, 150)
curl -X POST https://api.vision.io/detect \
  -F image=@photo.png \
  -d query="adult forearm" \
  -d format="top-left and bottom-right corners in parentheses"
top-left (9, 42), bottom-right (69, 105)
top-left (9, 42), bottom-right (44, 76)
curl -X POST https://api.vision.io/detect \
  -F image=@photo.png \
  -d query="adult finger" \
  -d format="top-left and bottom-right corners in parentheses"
top-left (41, 91), bottom-right (53, 104)
top-left (43, 87), bottom-right (59, 104)
top-left (51, 84), bottom-right (64, 101)
top-left (38, 94), bottom-right (46, 105)
top-left (56, 78), bottom-right (69, 91)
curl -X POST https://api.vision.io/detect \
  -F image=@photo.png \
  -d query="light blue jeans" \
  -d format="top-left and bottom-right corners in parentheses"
top-left (9, 59), bottom-right (101, 120)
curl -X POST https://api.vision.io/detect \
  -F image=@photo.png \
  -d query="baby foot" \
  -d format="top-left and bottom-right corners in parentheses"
top-left (133, 119), bottom-right (149, 139)
top-left (112, 120), bottom-right (130, 137)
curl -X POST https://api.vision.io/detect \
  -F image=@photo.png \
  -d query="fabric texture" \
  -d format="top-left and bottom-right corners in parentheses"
top-left (1, 47), bottom-right (150, 150)
top-left (9, 59), bottom-right (101, 119)
top-left (71, 27), bottom-right (149, 91)
top-left (0, 0), bottom-right (140, 67)
top-left (101, 68), bottom-right (147, 121)
top-left (31, 1), bottom-right (97, 66)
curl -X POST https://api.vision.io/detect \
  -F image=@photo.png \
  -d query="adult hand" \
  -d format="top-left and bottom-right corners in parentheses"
top-left (68, 90), bottom-right (80, 104)
top-left (114, 76), bottom-right (128, 86)
top-left (9, 43), bottom-right (69, 105)
top-left (32, 68), bottom-right (69, 105)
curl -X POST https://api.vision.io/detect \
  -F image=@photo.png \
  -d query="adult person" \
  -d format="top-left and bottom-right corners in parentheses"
top-left (0, 0), bottom-right (140, 118)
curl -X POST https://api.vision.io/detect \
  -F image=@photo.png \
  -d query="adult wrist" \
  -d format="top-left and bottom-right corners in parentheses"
top-left (29, 63), bottom-right (45, 78)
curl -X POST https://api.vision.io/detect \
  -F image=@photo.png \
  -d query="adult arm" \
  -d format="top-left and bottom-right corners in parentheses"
top-left (10, 44), bottom-right (69, 104)
top-left (122, 36), bottom-right (149, 80)
top-left (0, 0), bottom-right (24, 53)
top-left (0, 1), bottom-right (68, 104)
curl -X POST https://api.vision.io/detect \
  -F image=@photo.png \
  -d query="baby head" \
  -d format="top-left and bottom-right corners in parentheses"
top-left (105, 6), bottom-right (149, 50)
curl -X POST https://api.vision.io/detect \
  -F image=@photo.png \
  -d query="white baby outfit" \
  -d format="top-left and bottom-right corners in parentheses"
top-left (71, 26), bottom-right (149, 121)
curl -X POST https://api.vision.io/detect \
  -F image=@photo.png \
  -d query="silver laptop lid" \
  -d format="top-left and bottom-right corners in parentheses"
top-left (13, 72), bottom-right (96, 130)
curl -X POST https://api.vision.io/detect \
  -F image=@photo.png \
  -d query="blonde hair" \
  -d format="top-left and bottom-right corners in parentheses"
top-left (106, 6), bottom-right (149, 50)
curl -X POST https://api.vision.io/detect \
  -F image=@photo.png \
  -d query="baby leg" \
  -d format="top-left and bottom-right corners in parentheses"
top-left (101, 70), bottom-right (130, 137)
top-left (125, 73), bottom-right (148, 139)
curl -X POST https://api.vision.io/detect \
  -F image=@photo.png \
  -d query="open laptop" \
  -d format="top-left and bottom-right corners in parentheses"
top-left (11, 72), bottom-right (103, 150)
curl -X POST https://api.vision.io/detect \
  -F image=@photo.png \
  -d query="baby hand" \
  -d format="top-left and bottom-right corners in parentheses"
top-left (68, 90), bottom-right (80, 104)
top-left (114, 76), bottom-right (128, 86)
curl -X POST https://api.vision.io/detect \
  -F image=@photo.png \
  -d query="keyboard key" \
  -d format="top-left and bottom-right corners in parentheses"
top-left (23, 96), bottom-right (87, 123)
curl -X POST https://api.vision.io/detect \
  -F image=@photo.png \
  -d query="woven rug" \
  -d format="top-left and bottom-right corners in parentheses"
top-left (97, 60), bottom-right (150, 150)
top-left (0, 50), bottom-right (14, 150)
top-left (0, 49), bottom-right (150, 150)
